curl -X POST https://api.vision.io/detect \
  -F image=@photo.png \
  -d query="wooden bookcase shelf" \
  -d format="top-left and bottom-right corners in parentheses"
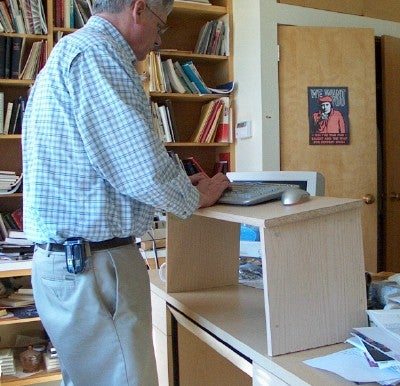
top-left (0, 1), bottom-right (233, 384)
top-left (142, 0), bottom-right (234, 175)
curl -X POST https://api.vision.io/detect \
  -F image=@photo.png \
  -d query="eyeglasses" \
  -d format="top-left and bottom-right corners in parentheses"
top-left (146, 4), bottom-right (169, 35)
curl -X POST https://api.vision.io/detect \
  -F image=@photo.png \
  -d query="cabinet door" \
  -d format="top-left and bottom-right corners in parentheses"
top-left (381, 35), bottom-right (400, 272)
top-left (278, 26), bottom-right (377, 272)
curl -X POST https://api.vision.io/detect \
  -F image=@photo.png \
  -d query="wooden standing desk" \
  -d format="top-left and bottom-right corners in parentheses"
top-left (150, 197), bottom-right (369, 385)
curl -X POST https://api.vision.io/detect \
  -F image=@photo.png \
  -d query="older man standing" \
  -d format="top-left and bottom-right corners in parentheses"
top-left (22, 1), bottom-right (230, 385)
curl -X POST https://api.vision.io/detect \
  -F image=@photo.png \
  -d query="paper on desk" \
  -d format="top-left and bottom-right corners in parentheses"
top-left (352, 326), bottom-right (400, 361)
top-left (367, 309), bottom-right (400, 342)
top-left (303, 347), bottom-right (400, 383)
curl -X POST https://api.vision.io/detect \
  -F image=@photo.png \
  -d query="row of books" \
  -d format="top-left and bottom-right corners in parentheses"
top-left (0, 0), bottom-right (47, 34)
top-left (0, 36), bottom-right (47, 79)
top-left (151, 97), bottom-right (231, 144)
top-left (54, 0), bottom-right (93, 29)
top-left (0, 286), bottom-right (34, 307)
top-left (0, 206), bottom-right (23, 238)
top-left (0, 171), bottom-right (23, 193)
top-left (148, 52), bottom-right (234, 95)
top-left (194, 17), bottom-right (228, 56)
top-left (0, 206), bottom-right (33, 259)
top-left (150, 99), bottom-right (179, 143)
top-left (1, 94), bottom-right (27, 134)
top-left (190, 96), bottom-right (230, 143)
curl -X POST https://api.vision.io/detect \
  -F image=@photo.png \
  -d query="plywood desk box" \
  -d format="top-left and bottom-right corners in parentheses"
top-left (151, 197), bottom-right (368, 385)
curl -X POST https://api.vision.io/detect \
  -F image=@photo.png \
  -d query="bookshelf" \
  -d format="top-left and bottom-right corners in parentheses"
top-left (142, 0), bottom-right (235, 176)
top-left (0, 1), bottom-right (66, 384)
top-left (0, 1), bottom-right (234, 384)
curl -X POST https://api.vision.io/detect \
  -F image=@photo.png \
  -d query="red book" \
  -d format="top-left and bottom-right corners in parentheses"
top-left (11, 208), bottom-right (23, 230)
top-left (214, 97), bottom-right (230, 143)
top-left (199, 99), bottom-right (224, 143)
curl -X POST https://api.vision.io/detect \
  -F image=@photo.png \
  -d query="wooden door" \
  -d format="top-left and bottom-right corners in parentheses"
top-left (381, 35), bottom-right (400, 272)
top-left (278, 26), bottom-right (378, 272)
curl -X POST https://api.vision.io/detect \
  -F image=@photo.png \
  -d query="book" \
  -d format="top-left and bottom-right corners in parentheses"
top-left (163, 58), bottom-right (186, 94)
top-left (199, 98), bottom-right (224, 143)
top-left (4, 36), bottom-right (12, 78)
top-left (19, 39), bottom-right (43, 79)
top-left (214, 97), bottom-right (231, 142)
top-left (150, 101), bottom-right (164, 141)
top-left (10, 207), bottom-right (23, 230)
top-left (13, 95), bottom-right (27, 134)
top-left (0, 348), bottom-right (16, 375)
top-left (212, 160), bottom-right (228, 175)
top-left (162, 99), bottom-right (179, 142)
top-left (0, 36), bottom-right (6, 78)
top-left (7, 97), bottom-right (21, 134)
top-left (3, 101), bottom-right (14, 134)
top-left (6, 291), bottom-right (34, 302)
top-left (10, 36), bottom-right (23, 78)
top-left (218, 152), bottom-right (230, 172)
top-left (0, 2), bottom-right (15, 32)
top-left (74, 0), bottom-right (92, 25)
top-left (0, 91), bottom-right (4, 133)
top-left (158, 105), bottom-right (173, 142)
top-left (161, 61), bottom-right (172, 93)
top-left (0, 296), bottom-right (33, 307)
top-left (190, 99), bottom-right (216, 142)
top-left (0, 212), bottom-right (7, 240)
top-left (194, 20), bottom-right (212, 54)
top-left (208, 19), bottom-right (225, 55)
top-left (181, 156), bottom-right (207, 176)
top-left (148, 51), bottom-right (166, 93)
top-left (8, 0), bottom-right (26, 33)
top-left (54, 0), bottom-right (64, 27)
top-left (173, 61), bottom-right (199, 94)
top-left (181, 61), bottom-right (211, 95)
top-left (20, 0), bottom-right (35, 34)
top-left (4, 236), bottom-right (33, 246)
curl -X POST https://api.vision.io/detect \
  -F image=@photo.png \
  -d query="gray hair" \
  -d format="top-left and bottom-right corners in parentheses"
top-left (93, 0), bottom-right (174, 15)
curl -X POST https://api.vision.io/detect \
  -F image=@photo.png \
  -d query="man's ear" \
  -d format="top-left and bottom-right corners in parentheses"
top-left (132, 0), bottom-right (146, 21)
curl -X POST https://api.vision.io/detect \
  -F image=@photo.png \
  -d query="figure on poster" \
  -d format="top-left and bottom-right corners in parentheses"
top-left (312, 95), bottom-right (346, 134)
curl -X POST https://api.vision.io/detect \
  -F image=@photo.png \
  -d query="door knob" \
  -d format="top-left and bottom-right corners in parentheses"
top-left (363, 194), bottom-right (375, 204)
top-left (390, 192), bottom-right (400, 201)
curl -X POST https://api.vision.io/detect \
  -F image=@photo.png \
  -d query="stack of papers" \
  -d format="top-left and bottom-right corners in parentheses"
top-left (304, 309), bottom-right (400, 385)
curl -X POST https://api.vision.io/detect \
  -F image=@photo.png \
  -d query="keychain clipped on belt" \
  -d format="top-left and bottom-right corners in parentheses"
top-left (63, 238), bottom-right (88, 274)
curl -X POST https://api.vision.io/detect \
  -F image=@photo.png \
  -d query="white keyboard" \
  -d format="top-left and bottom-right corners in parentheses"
top-left (217, 182), bottom-right (298, 206)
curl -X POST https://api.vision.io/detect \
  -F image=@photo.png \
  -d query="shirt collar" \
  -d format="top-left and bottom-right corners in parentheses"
top-left (85, 15), bottom-right (138, 65)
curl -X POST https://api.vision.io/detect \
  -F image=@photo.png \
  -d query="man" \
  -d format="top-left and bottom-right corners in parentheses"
top-left (22, 1), bottom-right (230, 385)
top-left (312, 95), bottom-right (346, 134)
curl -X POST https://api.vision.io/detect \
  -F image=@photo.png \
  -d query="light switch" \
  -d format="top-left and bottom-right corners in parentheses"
top-left (236, 121), bottom-right (252, 139)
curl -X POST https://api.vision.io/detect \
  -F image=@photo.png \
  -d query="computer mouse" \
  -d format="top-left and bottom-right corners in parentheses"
top-left (281, 188), bottom-right (311, 206)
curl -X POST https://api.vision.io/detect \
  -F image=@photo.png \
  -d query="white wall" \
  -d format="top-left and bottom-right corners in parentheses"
top-left (232, 0), bottom-right (400, 172)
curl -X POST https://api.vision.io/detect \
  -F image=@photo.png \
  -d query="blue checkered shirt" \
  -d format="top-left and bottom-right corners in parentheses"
top-left (22, 16), bottom-right (199, 243)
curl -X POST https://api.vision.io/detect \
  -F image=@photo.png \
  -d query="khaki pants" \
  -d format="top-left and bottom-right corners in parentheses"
top-left (32, 243), bottom-right (158, 386)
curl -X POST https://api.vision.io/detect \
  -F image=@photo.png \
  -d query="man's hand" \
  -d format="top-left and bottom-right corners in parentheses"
top-left (188, 172), bottom-right (209, 186)
top-left (193, 172), bottom-right (231, 208)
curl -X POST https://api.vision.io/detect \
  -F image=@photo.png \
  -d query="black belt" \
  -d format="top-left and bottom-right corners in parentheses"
top-left (36, 237), bottom-right (134, 252)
